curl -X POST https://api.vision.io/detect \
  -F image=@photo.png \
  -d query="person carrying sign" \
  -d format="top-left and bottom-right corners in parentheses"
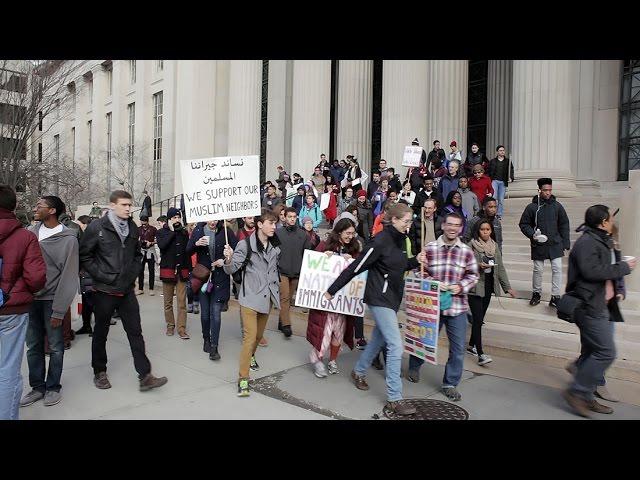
top-left (324, 203), bottom-right (427, 416)
top-left (307, 218), bottom-right (360, 378)
top-left (223, 209), bottom-right (281, 398)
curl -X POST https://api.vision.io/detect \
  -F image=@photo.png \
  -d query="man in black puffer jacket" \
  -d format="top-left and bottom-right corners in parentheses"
top-left (79, 190), bottom-right (167, 392)
top-left (518, 178), bottom-right (570, 308)
top-left (562, 205), bottom-right (636, 418)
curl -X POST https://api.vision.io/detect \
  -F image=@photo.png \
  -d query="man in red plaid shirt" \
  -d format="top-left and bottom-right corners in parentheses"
top-left (409, 211), bottom-right (478, 401)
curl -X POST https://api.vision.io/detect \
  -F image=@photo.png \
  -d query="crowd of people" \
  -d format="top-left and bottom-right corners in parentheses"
top-left (0, 137), bottom-right (636, 420)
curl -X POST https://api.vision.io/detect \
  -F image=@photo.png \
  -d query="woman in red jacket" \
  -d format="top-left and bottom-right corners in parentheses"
top-left (306, 218), bottom-right (360, 378)
top-left (469, 164), bottom-right (494, 205)
top-left (323, 175), bottom-right (339, 229)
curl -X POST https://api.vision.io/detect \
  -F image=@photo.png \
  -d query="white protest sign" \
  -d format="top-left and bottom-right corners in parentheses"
top-left (295, 250), bottom-right (368, 316)
top-left (319, 193), bottom-right (330, 211)
top-left (402, 146), bottom-right (423, 167)
top-left (180, 155), bottom-right (261, 223)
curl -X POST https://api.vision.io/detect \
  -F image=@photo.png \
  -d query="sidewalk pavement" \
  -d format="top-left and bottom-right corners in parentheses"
top-left (18, 294), bottom-right (640, 420)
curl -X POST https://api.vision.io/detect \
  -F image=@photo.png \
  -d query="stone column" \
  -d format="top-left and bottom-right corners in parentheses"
top-left (486, 60), bottom-right (513, 156)
top-left (290, 60), bottom-right (331, 178)
top-left (227, 60), bottom-right (262, 156)
top-left (509, 60), bottom-right (580, 198)
top-left (336, 60), bottom-right (373, 174)
top-left (380, 60), bottom-right (429, 167)
top-left (266, 60), bottom-right (292, 176)
top-left (620, 169), bottom-right (640, 294)
top-left (427, 60), bottom-right (468, 153)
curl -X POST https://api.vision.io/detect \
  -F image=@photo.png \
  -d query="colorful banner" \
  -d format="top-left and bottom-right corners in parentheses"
top-left (180, 155), bottom-right (261, 223)
top-left (295, 250), bottom-right (367, 316)
top-left (403, 274), bottom-right (440, 365)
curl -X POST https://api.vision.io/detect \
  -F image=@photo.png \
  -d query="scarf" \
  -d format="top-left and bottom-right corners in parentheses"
top-left (471, 237), bottom-right (496, 258)
top-left (108, 209), bottom-right (129, 243)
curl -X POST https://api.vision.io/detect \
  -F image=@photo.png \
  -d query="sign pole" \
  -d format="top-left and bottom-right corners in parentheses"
top-left (224, 218), bottom-right (229, 245)
top-left (420, 207), bottom-right (425, 277)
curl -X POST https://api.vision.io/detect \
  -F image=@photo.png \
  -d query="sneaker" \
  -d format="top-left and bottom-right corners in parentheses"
top-left (588, 399), bottom-right (614, 414)
top-left (258, 337), bottom-right (268, 347)
top-left (43, 390), bottom-right (62, 407)
top-left (549, 295), bottom-right (561, 308)
top-left (442, 386), bottom-right (462, 401)
top-left (406, 370), bottom-right (420, 383)
top-left (351, 370), bottom-right (369, 390)
top-left (327, 360), bottom-right (340, 375)
top-left (478, 354), bottom-right (493, 366)
top-left (250, 356), bottom-right (260, 371)
top-left (187, 304), bottom-right (193, 314)
top-left (149, 290), bottom-right (155, 296)
top-left (314, 361), bottom-right (328, 378)
top-left (562, 389), bottom-right (592, 418)
top-left (595, 385), bottom-right (619, 403)
top-left (529, 292), bottom-right (541, 306)
top-left (139, 373), bottom-right (168, 392)
top-left (20, 390), bottom-right (44, 407)
top-left (385, 400), bottom-right (416, 416)
top-left (64, 342), bottom-right (71, 350)
top-left (466, 345), bottom-right (478, 356)
top-left (281, 325), bottom-right (292, 338)
top-left (193, 303), bottom-right (199, 314)
top-left (209, 346), bottom-right (221, 361)
top-left (178, 330), bottom-right (190, 340)
top-left (237, 378), bottom-right (250, 397)
top-left (94, 372), bottom-right (112, 390)
top-left (355, 338), bottom-right (367, 350)
top-left (136, 290), bottom-right (144, 296)
top-left (74, 325), bottom-right (93, 335)
top-left (166, 326), bottom-right (175, 336)
top-left (203, 338), bottom-right (212, 353)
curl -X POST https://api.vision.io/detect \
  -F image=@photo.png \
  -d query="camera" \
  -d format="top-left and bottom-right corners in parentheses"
top-left (172, 221), bottom-right (183, 231)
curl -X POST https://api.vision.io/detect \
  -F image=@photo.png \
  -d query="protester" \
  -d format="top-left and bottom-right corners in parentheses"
top-left (80, 190), bottom-right (167, 391)
top-left (140, 190), bottom-right (152, 219)
top-left (442, 191), bottom-right (469, 233)
top-left (371, 178), bottom-right (390, 218)
top-left (56, 210), bottom-right (80, 349)
top-left (223, 210), bottom-right (281, 397)
top-left (186, 223), bottom-right (201, 314)
top-left (386, 168), bottom-right (403, 193)
top-left (0, 185), bottom-right (46, 420)
top-left (411, 138), bottom-right (428, 166)
top-left (345, 157), bottom-right (363, 193)
top-left (275, 204), bottom-right (287, 228)
top-left (463, 142), bottom-right (489, 177)
top-left (458, 175), bottom-right (480, 219)
top-left (408, 198), bottom-right (443, 255)
top-left (19, 196), bottom-right (78, 409)
top-left (156, 215), bottom-right (167, 229)
top-left (292, 173), bottom-right (304, 186)
top-left (262, 184), bottom-right (283, 211)
top-left (302, 216), bottom-right (321, 249)
top-left (307, 219), bottom-right (359, 377)
top-left (323, 176), bottom-right (339, 229)
top-left (372, 200), bottom-right (393, 237)
top-left (276, 208), bottom-right (312, 338)
top-left (187, 220), bottom-right (237, 360)
top-left (407, 165), bottom-right (427, 193)
top-left (136, 215), bottom-right (157, 296)
top-left (446, 140), bottom-right (463, 167)
top-left (292, 185), bottom-right (306, 215)
top-left (562, 205), bottom-right (636, 418)
top-left (311, 167), bottom-right (326, 190)
top-left (469, 164), bottom-right (494, 206)
top-left (415, 176), bottom-right (444, 215)
top-left (299, 194), bottom-right (322, 230)
top-left (275, 165), bottom-right (289, 193)
top-left (326, 203), bottom-right (426, 416)
top-left (75, 216), bottom-right (95, 336)
top-left (438, 159), bottom-right (462, 200)
top-left (464, 197), bottom-right (504, 250)
top-left (407, 212), bottom-right (479, 402)
top-left (157, 207), bottom-right (191, 339)
top-left (399, 181), bottom-right (417, 207)
top-left (367, 171), bottom-right (381, 199)
top-left (339, 186), bottom-right (356, 213)
top-left (317, 153), bottom-right (330, 176)
top-left (427, 150), bottom-right (448, 188)
top-left (466, 220), bottom-right (517, 365)
top-left (427, 140), bottom-right (446, 169)
top-left (330, 159), bottom-right (346, 183)
top-left (487, 145), bottom-right (515, 218)
top-left (518, 178), bottom-right (570, 308)
top-left (355, 190), bottom-right (374, 242)
top-left (89, 201), bottom-right (102, 219)
top-left (378, 159), bottom-right (390, 179)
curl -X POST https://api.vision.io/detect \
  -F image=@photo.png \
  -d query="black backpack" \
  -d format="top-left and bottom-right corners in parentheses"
top-left (232, 237), bottom-right (253, 286)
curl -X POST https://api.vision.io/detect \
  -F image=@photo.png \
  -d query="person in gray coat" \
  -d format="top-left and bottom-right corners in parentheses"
top-left (224, 209), bottom-right (281, 397)
top-left (457, 175), bottom-right (480, 220)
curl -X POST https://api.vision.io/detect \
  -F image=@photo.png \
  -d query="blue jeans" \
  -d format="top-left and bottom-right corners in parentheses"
top-left (492, 180), bottom-right (506, 217)
top-left (200, 292), bottom-right (224, 346)
top-left (0, 313), bottom-right (29, 420)
top-left (354, 306), bottom-right (404, 402)
top-left (408, 312), bottom-right (467, 388)
top-left (26, 300), bottom-right (65, 393)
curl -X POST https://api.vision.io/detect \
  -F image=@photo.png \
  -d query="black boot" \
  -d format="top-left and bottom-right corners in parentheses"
top-left (281, 325), bottom-right (292, 338)
top-left (209, 345), bottom-right (221, 361)
top-left (203, 338), bottom-right (211, 353)
top-left (75, 323), bottom-right (93, 335)
top-left (529, 292), bottom-right (541, 306)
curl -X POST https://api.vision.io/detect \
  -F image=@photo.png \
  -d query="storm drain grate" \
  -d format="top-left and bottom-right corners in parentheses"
top-left (383, 399), bottom-right (469, 420)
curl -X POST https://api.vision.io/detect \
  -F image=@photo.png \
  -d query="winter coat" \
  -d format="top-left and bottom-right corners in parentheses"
top-left (292, 194), bottom-right (305, 215)
top-left (0, 208), bottom-right (46, 315)
top-left (458, 187), bottom-right (480, 219)
top-left (518, 195), bottom-right (570, 261)
top-left (469, 175), bottom-right (494, 205)
top-left (328, 225), bottom-right (420, 312)
top-left (388, 175), bottom-right (403, 194)
top-left (464, 214), bottom-right (504, 250)
top-left (262, 195), bottom-right (283, 211)
top-left (467, 243), bottom-right (511, 297)
top-left (186, 223), bottom-right (238, 303)
top-left (438, 174), bottom-right (460, 201)
top-left (408, 213), bottom-right (443, 255)
top-left (59, 213), bottom-right (82, 241)
top-left (427, 148), bottom-right (446, 168)
top-left (275, 224), bottom-right (312, 278)
top-left (414, 189), bottom-right (444, 214)
top-left (488, 157), bottom-right (515, 186)
top-left (407, 167), bottom-right (426, 192)
top-left (367, 180), bottom-right (381, 199)
top-left (156, 225), bottom-right (191, 281)
top-left (306, 241), bottom-right (357, 353)
top-left (223, 232), bottom-right (281, 313)
top-left (79, 214), bottom-right (143, 295)
top-left (329, 165), bottom-right (346, 183)
top-left (355, 200), bottom-right (374, 241)
top-left (338, 196), bottom-right (356, 213)
top-left (566, 227), bottom-right (630, 322)
top-left (463, 152), bottom-right (489, 177)
top-left (323, 190), bottom-right (338, 222)
top-left (299, 203), bottom-right (323, 230)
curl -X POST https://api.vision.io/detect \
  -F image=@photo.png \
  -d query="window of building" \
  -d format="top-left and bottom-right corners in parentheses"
top-left (0, 70), bottom-right (27, 93)
top-left (38, 111), bottom-right (42, 131)
top-left (467, 60), bottom-right (488, 155)
top-left (156, 60), bottom-right (164, 72)
top-left (88, 78), bottom-right (93, 107)
top-left (55, 99), bottom-right (60, 119)
top-left (68, 83), bottom-right (76, 113)
top-left (152, 92), bottom-right (163, 199)
top-left (71, 127), bottom-right (75, 170)
top-left (38, 142), bottom-right (42, 163)
top-left (129, 60), bottom-right (137, 85)
top-left (102, 61), bottom-right (113, 96)
top-left (128, 102), bottom-right (135, 188)
top-left (619, 60), bottom-right (640, 180)
top-left (54, 134), bottom-right (60, 194)
top-left (106, 112), bottom-right (112, 193)
top-left (87, 120), bottom-right (92, 189)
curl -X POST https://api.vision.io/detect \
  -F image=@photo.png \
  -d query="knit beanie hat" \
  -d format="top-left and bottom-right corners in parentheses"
top-left (302, 216), bottom-right (313, 225)
top-left (167, 207), bottom-right (181, 219)
top-left (357, 189), bottom-right (367, 198)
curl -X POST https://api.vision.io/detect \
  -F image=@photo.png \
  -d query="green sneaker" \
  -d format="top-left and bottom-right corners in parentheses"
top-left (250, 356), bottom-right (260, 371)
top-left (237, 378), bottom-right (250, 397)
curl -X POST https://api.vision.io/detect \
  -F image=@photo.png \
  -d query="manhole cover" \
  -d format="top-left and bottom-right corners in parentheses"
top-left (383, 399), bottom-right (469, 420)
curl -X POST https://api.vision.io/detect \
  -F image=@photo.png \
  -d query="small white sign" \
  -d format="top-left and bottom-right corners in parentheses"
top-left (403, 146), bottom-right (423, 167)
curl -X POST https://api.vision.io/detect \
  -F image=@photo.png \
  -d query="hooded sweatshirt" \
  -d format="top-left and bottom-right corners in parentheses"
top-left (28, 222), bottom-right (79, 319)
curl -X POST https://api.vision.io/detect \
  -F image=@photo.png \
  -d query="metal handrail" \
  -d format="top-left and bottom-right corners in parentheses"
top-left (131, 193), bottom-right (183, 218)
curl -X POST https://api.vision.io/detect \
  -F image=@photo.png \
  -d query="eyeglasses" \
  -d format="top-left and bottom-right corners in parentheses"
top-left (444, 222), bottom-right (463, 228)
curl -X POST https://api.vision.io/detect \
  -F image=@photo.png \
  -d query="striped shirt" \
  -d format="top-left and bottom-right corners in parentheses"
top-left (422, 236), bottom-right (479, 316)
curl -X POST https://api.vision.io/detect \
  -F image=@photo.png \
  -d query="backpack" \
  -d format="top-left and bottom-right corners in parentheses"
top-left (231, 237), bottom-right (253, 287)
